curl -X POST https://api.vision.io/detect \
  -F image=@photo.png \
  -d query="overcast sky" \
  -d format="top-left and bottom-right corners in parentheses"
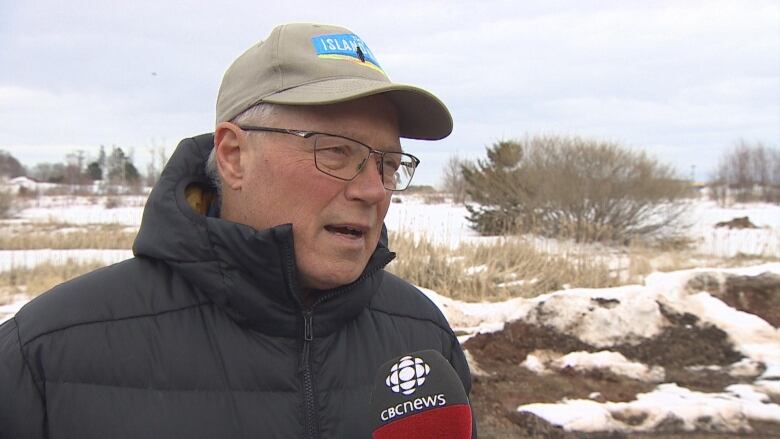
top-left (2, 0), bottom-right (778, 186)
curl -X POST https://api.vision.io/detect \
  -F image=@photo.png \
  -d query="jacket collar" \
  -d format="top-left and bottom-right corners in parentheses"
top-left (133, 133), bottom-right (394, 338)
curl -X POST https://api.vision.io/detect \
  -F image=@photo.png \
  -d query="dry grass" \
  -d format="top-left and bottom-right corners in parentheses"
top-left (387, 232), bottom-right (616, 301)
top-left (1, 260), bottom-right (108, 302)
top-left (623, 244), bottom-right (698, 281)
top-left (2, 218), bottom-right (772, 306)
top-left (0, 223), bottom-right (137, 250)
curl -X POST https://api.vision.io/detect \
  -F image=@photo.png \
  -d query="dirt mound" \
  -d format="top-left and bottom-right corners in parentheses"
top-left (465, 320), bottom-right (593, 367)
top-left (715, 216), bottom-right (758, 229)
top-left (614, 304), bottom-right (742, 368)
top-left (464, 304), bottom-right (766, 437)
top-left (687, 272), bottom-right (780, 327)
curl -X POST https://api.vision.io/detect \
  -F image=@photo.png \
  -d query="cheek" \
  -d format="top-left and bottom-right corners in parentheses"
top-left (267, 169), bottom-right (342, 229)
top-left (376, 195), bottom-right (392, 223)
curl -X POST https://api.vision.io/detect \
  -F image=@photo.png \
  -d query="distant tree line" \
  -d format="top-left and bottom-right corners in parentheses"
top-left (0, 145), bottom-right (168, 188)
top-left (710, 140), bottom-right (780, 205)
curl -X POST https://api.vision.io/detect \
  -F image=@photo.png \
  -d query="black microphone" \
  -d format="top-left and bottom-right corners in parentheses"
top-left (369, 349), bottom-right (472, 438)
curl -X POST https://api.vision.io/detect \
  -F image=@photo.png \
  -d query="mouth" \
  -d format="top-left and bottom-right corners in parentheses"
top-left (324, 224), bottom-right (367, 240)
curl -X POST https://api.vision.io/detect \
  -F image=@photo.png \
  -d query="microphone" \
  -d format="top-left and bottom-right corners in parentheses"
top-left (369, 349), bottom-right (472, 439)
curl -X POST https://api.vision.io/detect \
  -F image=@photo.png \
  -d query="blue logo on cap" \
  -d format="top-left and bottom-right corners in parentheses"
top-left (311, 33), bottom-right (383, 73)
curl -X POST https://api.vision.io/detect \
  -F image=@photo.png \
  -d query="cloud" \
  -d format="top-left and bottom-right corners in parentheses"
top-left (0, 0), bottom-right (778, 186)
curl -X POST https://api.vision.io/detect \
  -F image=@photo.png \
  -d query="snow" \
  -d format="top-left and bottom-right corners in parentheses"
top-left (419, 287), bottom-right (535, 335)
top-left (524, 286), bottom-right (667, 347)
top-left (686, 358), bottom-right (764, 378)
top-left (690, 201), bottom-right (780, 258)
top-left (522, 350), bottom-right (666, 383)
top-left (519, 384), bottom-right (780, 433)
top-left (1, 192), bottom-right (780, 434)
top-left (384, 196), bottom-right (476, 247)
top-left (0, 300), bottom-right (27, 325)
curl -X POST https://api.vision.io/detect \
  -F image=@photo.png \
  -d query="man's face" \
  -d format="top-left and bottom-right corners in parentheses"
top-left (228, 95), bottom-right (399, 290)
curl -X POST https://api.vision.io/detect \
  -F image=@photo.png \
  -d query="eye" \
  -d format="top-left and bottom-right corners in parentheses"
top-left (383, 156), bottom-right (402, 172)
top-left (319, 144), bottom-right (351, 157)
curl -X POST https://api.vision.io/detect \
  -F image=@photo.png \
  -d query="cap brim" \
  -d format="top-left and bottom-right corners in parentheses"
top-left (259, 78), bottom-right (453, 140)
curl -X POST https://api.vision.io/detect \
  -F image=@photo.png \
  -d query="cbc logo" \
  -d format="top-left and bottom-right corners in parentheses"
top-left (385, 355), bottom-right (431, 395)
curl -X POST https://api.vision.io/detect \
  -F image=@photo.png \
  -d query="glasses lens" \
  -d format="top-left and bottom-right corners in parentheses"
top-left (314, 135), bottom-right (368, 180)
top-left (381, 152), bottom-right (416, 191)
top-left (313, 135), bottom-right (417, 191)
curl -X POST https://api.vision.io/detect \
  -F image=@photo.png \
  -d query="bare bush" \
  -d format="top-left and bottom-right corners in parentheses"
top-left (441, 154), bottom-right (468, 204)
top-left (711, 140), bottom-right (780, 205)
top-left (463, 135), bottom-right (692, 243)
top-left (0, 190), bottom-right (13, 218)
top-left (404, 185), bottom-right (438, 195)
top-left (104, 197), bottom-right (121, 209)
top-left (422, 194), bottom-right (447, 204)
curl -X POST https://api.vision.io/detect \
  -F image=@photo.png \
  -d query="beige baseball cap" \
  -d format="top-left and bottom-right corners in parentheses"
top-left (216, 23), bottom-right (453, 140)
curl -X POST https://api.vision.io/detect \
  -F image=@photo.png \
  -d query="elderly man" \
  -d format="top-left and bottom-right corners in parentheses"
top-left (0, 23), bottom-right (473, 438)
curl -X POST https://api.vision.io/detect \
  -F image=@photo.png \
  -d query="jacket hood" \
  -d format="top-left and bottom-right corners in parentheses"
top-left (133, 133), bottom-right (394, 338)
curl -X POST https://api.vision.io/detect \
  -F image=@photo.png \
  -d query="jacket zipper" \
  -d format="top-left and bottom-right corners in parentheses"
top-left (293, 246), bottom-right (394, 439)
top-left (301, 310), bottom-right (318, 439)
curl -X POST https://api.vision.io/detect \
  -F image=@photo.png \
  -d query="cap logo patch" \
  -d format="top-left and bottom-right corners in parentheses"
top-left (311, 33), bottom-right (384, 73)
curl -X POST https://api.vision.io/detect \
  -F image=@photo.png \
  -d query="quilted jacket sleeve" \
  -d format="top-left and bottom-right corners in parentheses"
top-left (0, 318), bottom-right (46, 439)
top-left (449, 335), bottom-right (478, 438)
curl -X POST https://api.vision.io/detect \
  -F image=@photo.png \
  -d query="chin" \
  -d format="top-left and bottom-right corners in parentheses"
top-left (301, 263), bottom-right (364, 291)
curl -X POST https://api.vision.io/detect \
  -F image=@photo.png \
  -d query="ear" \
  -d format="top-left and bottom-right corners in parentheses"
top-left (214, 122), bottom-right (244, 190)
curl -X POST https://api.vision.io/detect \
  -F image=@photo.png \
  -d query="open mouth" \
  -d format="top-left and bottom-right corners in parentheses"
top-left (325, 225), bottom-right (366, 239)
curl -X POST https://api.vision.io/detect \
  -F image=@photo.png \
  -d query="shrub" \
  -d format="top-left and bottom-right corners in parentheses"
top-left (104, 197), bottom-right (121, 209)
top-left (0, 190), bottom-right (13, 218)
top-left (0, 150), bottom-right (25, 179)
top-left (463, 135), bottom-right (691, 243)
top-left (404, 185), bottom-right (438, 195)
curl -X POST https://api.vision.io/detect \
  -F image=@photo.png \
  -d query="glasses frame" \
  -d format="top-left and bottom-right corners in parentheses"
top-left (236, 125), bottom-right (421, 191)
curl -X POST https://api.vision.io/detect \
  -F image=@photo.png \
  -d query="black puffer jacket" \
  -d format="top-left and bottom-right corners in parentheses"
top-left (0, 134), bottom-right (474, 438)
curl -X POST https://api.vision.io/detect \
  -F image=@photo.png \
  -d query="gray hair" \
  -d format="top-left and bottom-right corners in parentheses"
top-left (206, 103), bottom-right (278, 194)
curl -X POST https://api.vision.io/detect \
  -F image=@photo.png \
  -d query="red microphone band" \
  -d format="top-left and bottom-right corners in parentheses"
top-left (372, 404), bottom-right (472, 439)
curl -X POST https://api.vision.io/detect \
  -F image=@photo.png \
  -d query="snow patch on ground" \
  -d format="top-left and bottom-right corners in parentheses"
top-left (518, 383), bottom-right (780, 433)
top-left (0, 300), bottom-right (28, 325)
top-left (690, 201), bottom-right (780, 258)
top-left (419, 287), bottom-right (536, 335)
top-left (521, 350), bottom-right (666, 383)
top-left (524, 286), bottom-right (667, 347)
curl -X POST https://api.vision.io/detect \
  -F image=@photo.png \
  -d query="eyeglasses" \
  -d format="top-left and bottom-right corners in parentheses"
top-left (237, 125), bottom-right (420, 191)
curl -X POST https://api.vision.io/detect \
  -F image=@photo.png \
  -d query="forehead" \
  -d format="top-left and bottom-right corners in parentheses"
top-left (273, 96), bottom-right (402, 150)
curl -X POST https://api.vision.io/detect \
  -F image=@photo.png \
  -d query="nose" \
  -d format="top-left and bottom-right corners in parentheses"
top-left (344, 153), bottom-right (388, 203)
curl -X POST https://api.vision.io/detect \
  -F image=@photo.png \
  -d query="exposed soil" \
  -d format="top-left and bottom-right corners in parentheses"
top-left (687, 272), bottom-right (780, 328)
top-left (714, 216), bottom-right (758, 229)
top-left (722, 273), bottom-right (780, 327)
top-left (464, 304), bottom-right (779, 438)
